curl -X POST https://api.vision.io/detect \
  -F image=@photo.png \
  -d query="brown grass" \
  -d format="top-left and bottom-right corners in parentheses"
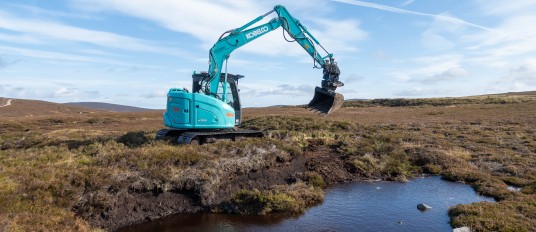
top-left (1, 95), bottom-right (535, 231)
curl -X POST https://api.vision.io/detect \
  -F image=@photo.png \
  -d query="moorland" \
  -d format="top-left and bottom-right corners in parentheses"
top-left (0, 93), bottom-right (535, 231)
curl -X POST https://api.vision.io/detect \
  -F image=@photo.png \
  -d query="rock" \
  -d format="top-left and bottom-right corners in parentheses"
top-left (453, 226), bottom-right (471, 232)
top-left (417, 203), bottom-right (432, 211)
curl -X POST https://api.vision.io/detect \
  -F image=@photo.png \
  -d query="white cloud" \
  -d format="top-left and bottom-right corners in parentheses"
top-left (53, 88), bottom-right (80, 97)
top-left (9, 3), bottom-right (98, 19)
top-left (239, 83), bottom-right (315, 98)
top-left (0, 84), bottom-right (58, 99)
top-left (421, 31), bottom-right (454, 51)
top-left (393, 86), bottom-right (452, 97)
top-left (475, 0), bottom-right (536, 16)
top-left (390, 54), bottom-right (464, 81)
top-left (420, 66), bottom-right (469, 84)
top-left (72, 0), bottom-right (366, 58)
top-left (457, 3), bottom-right (536, 70)
top-left (0, 32), bottom-right (43, 45)
top-left (0, 10), bottom-right (183, 55)
top-left (394, 87), bottom-right (432, 97)
top-left (308, 18), bottom-right (368, 54)
top-left (51, 88), bottom-right (100, 99)
top-left (331, 0), bottom-right (499, 33)
top-left (503, 58), bottom-right (536, 86)
top-left (73, 0), bottom-right (263, 46)
top-left (0, 45), bottom-right (162, 67)
top-left (141, 90), bottom-right (168, 99)
top-left (419, 13), bottom-right (467, 51)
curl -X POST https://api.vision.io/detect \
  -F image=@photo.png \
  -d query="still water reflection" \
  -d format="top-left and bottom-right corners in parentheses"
top-left (120, 176), bottom-right (493, 232)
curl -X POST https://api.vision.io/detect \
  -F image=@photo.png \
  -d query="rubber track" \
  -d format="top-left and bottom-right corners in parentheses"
top-left (156, 128), bottom-right (263, 145)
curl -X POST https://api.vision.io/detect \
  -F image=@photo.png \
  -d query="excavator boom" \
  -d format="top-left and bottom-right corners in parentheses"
top-left (201, 5), bottom-right (345, 115)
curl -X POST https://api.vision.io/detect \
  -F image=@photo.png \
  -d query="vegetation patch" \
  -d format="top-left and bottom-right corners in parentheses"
top-left (342, 95), bottom-right (536, 108)
top-left (229, 183), bottom-right (323, 215)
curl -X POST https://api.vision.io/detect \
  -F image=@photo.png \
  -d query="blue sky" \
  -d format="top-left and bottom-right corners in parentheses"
top-left (1, 0), bottom-right (535, 108)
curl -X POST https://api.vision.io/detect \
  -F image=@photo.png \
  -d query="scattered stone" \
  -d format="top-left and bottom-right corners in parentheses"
top-left (453, 226), bottom-right (471, 232)
top-left (417, 203), bottom-right (432, 211)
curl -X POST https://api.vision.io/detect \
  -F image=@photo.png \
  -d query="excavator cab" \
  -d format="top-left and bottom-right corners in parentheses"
top-left (192, 72), bottom-right (244, 126)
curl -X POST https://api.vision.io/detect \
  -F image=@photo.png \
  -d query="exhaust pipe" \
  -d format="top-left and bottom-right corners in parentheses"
top-left (308, 87), bottom-right (344, 115)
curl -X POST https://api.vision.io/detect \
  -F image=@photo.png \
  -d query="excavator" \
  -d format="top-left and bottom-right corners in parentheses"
top-left (156, 5), bottom-right (344, 144)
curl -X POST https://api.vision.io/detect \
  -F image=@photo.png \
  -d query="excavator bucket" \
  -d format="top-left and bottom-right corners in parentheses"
top-left (308, 87), bottom-right (344, 115)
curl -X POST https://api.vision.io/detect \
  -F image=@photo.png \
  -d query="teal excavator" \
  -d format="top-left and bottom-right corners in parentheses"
top-left (156, 5), bottom-right (344, 144)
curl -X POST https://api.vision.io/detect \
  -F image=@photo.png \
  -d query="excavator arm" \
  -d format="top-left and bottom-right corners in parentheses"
top-left (201, 5), bottom-right (344, 114)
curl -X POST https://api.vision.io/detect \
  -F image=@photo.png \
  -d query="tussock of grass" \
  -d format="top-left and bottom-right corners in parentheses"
top-left (305, 172), bottom-right (326, 188)
top-left (449, 198), bottom-right (536, 232)
top-left (229, 183), bottom-right (323, 214)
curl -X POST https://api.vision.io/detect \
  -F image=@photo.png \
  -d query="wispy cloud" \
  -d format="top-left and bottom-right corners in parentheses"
top-left (330, 0), bottom-right (529, 41)
top-left (72, 0), bottom-right (264, 47)
top-left (0, 45), bottom-right (163, 67)
top-left (394, 87), bottom-right (446, 97)
top-left (53, 88), bottom-right (99, 98)
top-left (8, 3), bottom-right (98, 20)
top-left (72, 0), bottom-right (366, 57)
top-left (401, 0), bottom-right (415, 7)
top-left (394, 87), bottom-right (426, 97)
top-left (475, 0), bottom-right (536, 16)
top-left (0, 10), bottom-right (184, 55)
top-left (0, 56), bottom-right (19, 69)
top-left (390, 54), bottom-right (464, 81)
top-left (141, 90), bottom-right (168, 99)
top-left (502, 58), bottom-right (536, 86)
top-left (243, 84), bottom-right (315, 97)
top-left (418, 66), bottom-right (469, 84)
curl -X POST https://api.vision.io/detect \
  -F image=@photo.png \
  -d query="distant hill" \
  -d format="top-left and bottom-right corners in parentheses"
top-left (64, 102), bottom-right (153, 112)
top-left (488, 91), bottom-right (536, 96)
top-left (0, 97), bottom-right (101, 117)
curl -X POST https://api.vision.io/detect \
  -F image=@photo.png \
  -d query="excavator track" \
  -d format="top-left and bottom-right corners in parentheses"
top-left (156, 128), bottom-right (263, 145)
